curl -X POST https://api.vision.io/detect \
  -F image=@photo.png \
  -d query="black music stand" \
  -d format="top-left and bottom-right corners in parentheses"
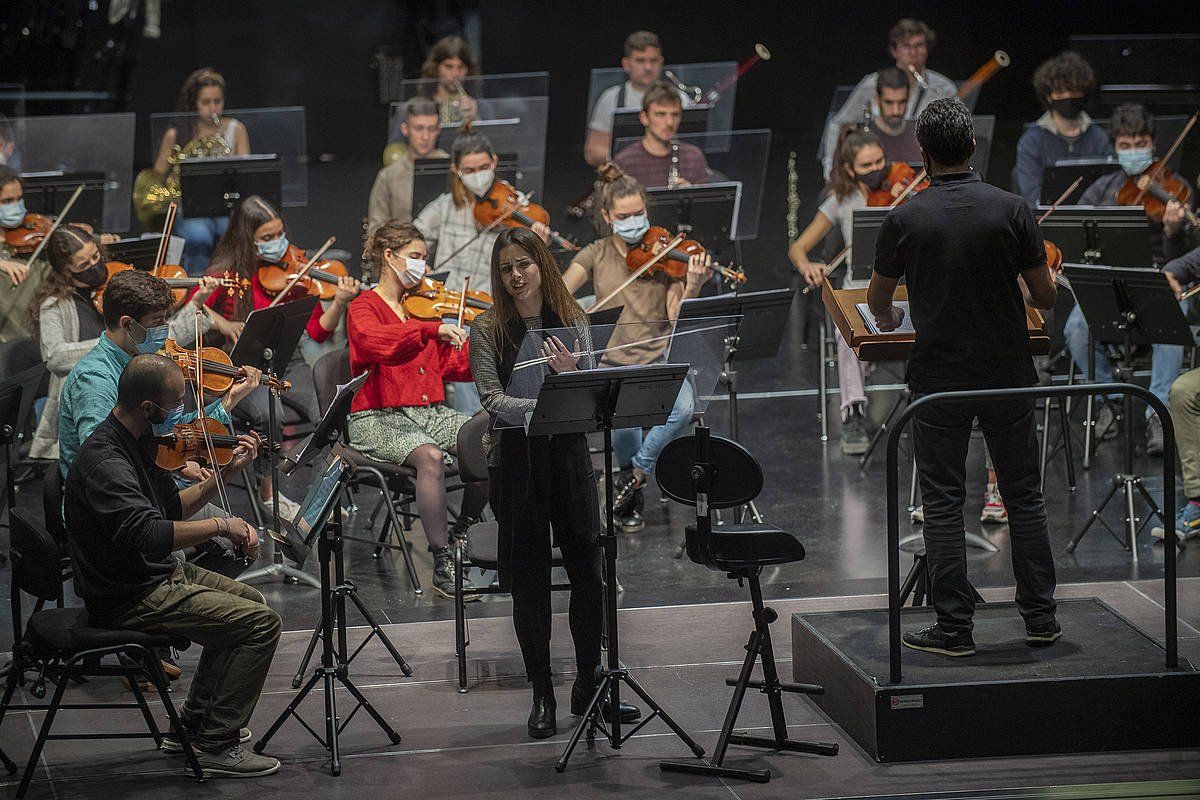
top-left (105, 237), bottom-right (167, 271)
top-left (253, 443), bottom-right (409, 776)
top-left (232, 295), bottom-right (320, 587)
top-left (20, 171), bottom-right (106, 231)
top-left (1041, 159), bottom-right (1118, 205)
top-left (411, 153), bottom-right (519, 217)
top-left (646, 183), bottom-right (739, 244)
top-left (546, 364), bottom-right (707, 772)
top-left (675, 289), bottom-right (792, 525)
top-left (612, 106), bottom-right (710, 142)
top-left (1064, 264), bottom-right (1192, 559)
top-left (1037, 206), bottom-right (1154, 266)
top-left (0, 364), bottom-right (46, 528)
top-left (180, 155), bottom-right (282, 217)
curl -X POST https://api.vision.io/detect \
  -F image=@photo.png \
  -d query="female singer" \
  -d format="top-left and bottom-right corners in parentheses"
top-left (470, 225), bottom-right (637, 739)
top-left (413, 125), bottom-right (550, 413)
top-left (348, 220), bottom-right (488, 599)
top-left (418, 35), bottom-right (480, 125)
top-left (789, 126), bottom-right (887, 455)
top-left (151, 68), bottom-right (251, 274)
top-left (202, 195), bottom-right (359, 520)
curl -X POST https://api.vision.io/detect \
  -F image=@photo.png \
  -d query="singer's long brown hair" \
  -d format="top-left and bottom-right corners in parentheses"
top-left (488, 226), bottom-right (585, 352)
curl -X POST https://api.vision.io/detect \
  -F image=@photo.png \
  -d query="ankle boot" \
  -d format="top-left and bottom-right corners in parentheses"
top-left (527, 677), bottom-right (556, 739)
top-left (570, 670), bottom-right (641, 723)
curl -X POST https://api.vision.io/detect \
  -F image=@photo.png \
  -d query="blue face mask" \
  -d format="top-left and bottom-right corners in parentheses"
top-left (151, 400), bottom-right (186, 437)
top-left (611, 212), bottom-right (650, 244)
top-left (256, 234), bottom-right (289, 263)
top-left (0, 198), bottom-right (26, 229)
top-left (130, 320), bottom-right (169, 354)
top-left (1117, 147), bottom-right (1154, 176)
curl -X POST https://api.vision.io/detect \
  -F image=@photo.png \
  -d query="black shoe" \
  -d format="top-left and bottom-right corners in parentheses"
top-left (618, 508), bottom-right (645, 533)
top-left (431, 547), bottom-right (478, 602)
top-left (611, 468), bottom-right (643, 518)
top-left (570, 673), bottom-right (641, 723)
top-left (449, 515), bottom-right (478, 550)
top-left (1026, 619), bottom-right (1062, 646)
top-left (901, 623), bottom-right (975, 657)
top-left (527, 679), bottom-right (557, 739)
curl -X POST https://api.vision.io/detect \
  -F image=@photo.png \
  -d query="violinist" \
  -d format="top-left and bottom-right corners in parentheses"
top-left (1063, 104), bottom-right (1191, 457)
top-left (820, 18), bottom-right (955, 180)
top-left (612, 81), bottom-right (709, 190)
top-left (418, 35), bottom-right (480, 126)
top-left (203, 195), bottom-right (359, 519)
top-left (561, 165), bottom-right (709, 530)
top-left (0, 166), bottom-right (40, 340)
top-left (367, 97), bottom-right (447, 234)
top-left (790, 127), bottom-right (888, 455)
top-left (63, 353), bottom-right (283, 779)
top-left (58, 269), bottom-right (259, 577)
top-left (149, 68), bottom-right (251, 274)
top-left (348, 220), bottom-right (489, 600)
top-left (1015, 51), bottom-right (1111, 209)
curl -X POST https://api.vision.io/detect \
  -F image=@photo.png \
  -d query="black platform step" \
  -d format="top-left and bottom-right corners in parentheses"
top-left (792, 598), bottom-right (1200, 762)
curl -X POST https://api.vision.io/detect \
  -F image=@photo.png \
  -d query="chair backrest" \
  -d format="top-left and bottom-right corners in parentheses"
top-left (0, 336), bottom-right (41, 386)
top-left (9, 509), bottom-right (65, 604)
top-left (42, 462), bottom-right (67, 545)
top-left (313, 346), bottom-right (351, 415)
top-left (455, 411), bottom-right (491, 483)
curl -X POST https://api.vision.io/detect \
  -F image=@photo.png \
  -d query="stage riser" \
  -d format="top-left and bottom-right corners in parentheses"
top-left (792, 612), bottom-right (1200, 762)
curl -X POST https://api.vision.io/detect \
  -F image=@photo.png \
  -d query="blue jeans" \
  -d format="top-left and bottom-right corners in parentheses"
top-left (1064, 303), bottom-right (1184, 419)
top-left (177, 215), bottom-right (230, 275)
top-left (448, 381), bottom-right (482, 415)
top-left (612, 380), bottom-right (695, 474)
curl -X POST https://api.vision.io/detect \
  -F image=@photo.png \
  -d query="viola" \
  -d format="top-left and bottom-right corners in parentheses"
top-left (161, 338), bottom-right (292, 395)
top-left (866, 162), bottom-right (930, 207)
top-left (4, 214), bottom-right (97, 256)
top-left (257, 242), bottom-right (352, 300)
top-left (1115, 161), bottom-right (1198, 225)
top-left (401, 276), bottom-right (493, 324)
top-left (625, 226), bottom-right (747, 284)
top-left (474, 180), bottom-right (578, 251)
top-left (152, 417), bottom-right (272, 471)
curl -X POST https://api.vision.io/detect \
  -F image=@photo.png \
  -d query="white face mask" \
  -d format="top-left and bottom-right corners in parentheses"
top-left (390, 256), bottom-right (426, 288)
top-left (458, 168), bottom-right (495, 198)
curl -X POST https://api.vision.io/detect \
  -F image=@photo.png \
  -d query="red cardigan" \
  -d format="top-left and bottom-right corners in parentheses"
top-left (196, 272), bottom-right (331, 344)
top-left (347, 290), bottom-right (471, 413)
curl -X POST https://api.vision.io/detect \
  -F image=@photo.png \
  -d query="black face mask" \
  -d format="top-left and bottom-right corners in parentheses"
top-left (856, 166), bottom-right (888, 191)
top-left (1049, 96), bottom-right (1087, 120)
top-left (72, 259), bottom-right (108, 289)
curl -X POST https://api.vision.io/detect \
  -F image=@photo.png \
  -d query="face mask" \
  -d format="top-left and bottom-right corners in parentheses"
top-left (390, 256), bottom-right (426, 288)
top-left (611, 212), bottom-right (650, 244)
top-left (256, 234), bottom-right (289, 263)
top-left (458, 168), bottom-right (495, 198)
top-left (1118, 146), bottom-right (1154, 176)
top-left (0, 198), bottom-right (25, 229)
top-left (150, 399), bottom-right (186, 437)
top-left (856, 167), bottom-right (888, 191)
top-left (129, 319), bottom-right (169, 354)
top-left (1049, 96), bottom-right (1087, 120)
top-left (72, 258), bottom-right (108, 289)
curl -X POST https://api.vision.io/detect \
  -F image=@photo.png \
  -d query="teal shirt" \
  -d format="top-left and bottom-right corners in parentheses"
top-left (58, 333), bottom-right (233, 477)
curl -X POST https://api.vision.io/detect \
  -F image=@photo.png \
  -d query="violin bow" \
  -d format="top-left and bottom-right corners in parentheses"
top-left (513, 320), bottom-right (735, 372)
top-left (154, 202), bottom-right (178, 269)
top-left (23, 183), bottom-right (85, 267)
top-left (801, 171), bottom-right (926, 295)
top-left (586, 233), bottom-right (687, 313)
top-left (1038, 177), bottom-right (1083, 224)
top-left (267, 236), bottom-right (336, 309)
top-left (454, 276), bottom-right (470, 350)
top-left (436, 190), bottom-right (536, 271)
top-left (190, 308), bottom-right (232, 515)
top-left (1132, 110), bottom-right (1197, 206)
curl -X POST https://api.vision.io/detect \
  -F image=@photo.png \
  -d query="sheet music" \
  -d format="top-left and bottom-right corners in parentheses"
top-left (856, 301), bottom-right (915, 335)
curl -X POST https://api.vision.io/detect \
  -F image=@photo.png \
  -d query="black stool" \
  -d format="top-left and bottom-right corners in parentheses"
top-left (1, 511), bottom-right (203, 798)
top-left (656, 428), bottom-right (839, 783)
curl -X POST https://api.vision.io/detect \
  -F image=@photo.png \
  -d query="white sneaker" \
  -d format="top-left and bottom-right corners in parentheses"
top-left (259, 491), bottom-right (302, 523)
top-left (910, 505), bottom-right (924, 524)
top-left (980, 484), bottom-right (1008, 524)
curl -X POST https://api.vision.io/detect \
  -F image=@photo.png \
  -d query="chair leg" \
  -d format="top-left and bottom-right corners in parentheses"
top-left (17, 662), bottom-right (70, 799)
top-left (125, 665), bottom-right (163, 747)
top-left (454, 544), bottom-right (468, 693)
top-left (358, 466), bottom-right (422, 593)
top-left (1, 743), bottom-right (15, 775)
top-left (143, 651), bottom-right (203, 781)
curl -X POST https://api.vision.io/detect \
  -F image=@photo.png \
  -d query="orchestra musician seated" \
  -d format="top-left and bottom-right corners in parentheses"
top-left (820, 18), bottom-right (955, 180)
top-left (418, 35), bottom-right (480, 127)
top-left (1014, 51), bottom-right (1111, 209)
top-left (0, 165), bottom-right (42, 341)
top-left (64, 352), bottom-right (282, 778)
top-left (1159, 242), bottom-right (1200, 541)
top-left (368, 97), bottom-right (447, 235)
top-left (1063, 104), bottom-right (1192, 456)
top-left (821, 66), bottom-right (921, 178)
top-left (585, 30), bottom-right (686, 168)
top-left (612, 80), bottom-right (709, 190)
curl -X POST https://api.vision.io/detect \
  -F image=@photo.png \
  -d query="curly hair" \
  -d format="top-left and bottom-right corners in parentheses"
top-left (101, 268), bottom-right (173, 329)
top-left (363, 220), bottom-right (424, 283)
top-left (1108, 103), bottom-right (1156, 143)
top-left (916, 98), bottom-right (976, 168)
top-left (1032, 52), bottom-right (1095, 106)
top-left (29, 224), bottom-right (101, 334)
top-left (176, 67), bottom-right (225, 113)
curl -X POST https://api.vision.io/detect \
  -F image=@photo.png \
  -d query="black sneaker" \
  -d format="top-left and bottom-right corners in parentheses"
top-left (619, 508), bottom-right (645, 532)
top-left (431, 547), bottom-right (478, 601)
top-left (610, 468), bottom-right (643, 518)
top-left (1025, 619), bottom-right (1062, 646)
top-left (901, 623), bottom-right (975, 657)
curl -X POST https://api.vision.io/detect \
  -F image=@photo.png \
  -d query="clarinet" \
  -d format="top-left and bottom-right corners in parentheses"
top-left (667, 139), bottom-right (681, 189)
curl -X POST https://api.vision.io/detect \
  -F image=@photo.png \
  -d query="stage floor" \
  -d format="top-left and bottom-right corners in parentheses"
top-left (2, 580), bottom-right (1198, 798)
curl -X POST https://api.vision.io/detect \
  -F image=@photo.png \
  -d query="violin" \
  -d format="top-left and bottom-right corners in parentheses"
top-left (401, 276), bottom-right (494, 324)
top-left (4, 214), bottom-right (97, 256)
top-left (257, 242), bottom-right (352, 300)
top-left (1115, 161), bottom-right (1198, 225)
top-left (625, 226), bottom-right (747, 284)
top-left (152, 417), bottom-right (272, 471)
top-left (474, 180), bottom-right (577, 252)
top-left (866, 163), bottom-right (930, 207)
top-left (161, 338), bottom-right (292, 395)
top-left (93, 261), bottom-right (248, 312)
